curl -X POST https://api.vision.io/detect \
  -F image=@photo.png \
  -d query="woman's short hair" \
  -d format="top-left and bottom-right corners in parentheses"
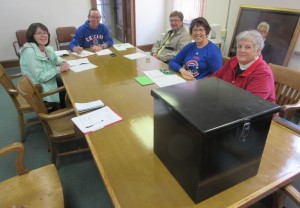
top-left (26, 23), bottom-right (50, 46)
top-left (170, 11), bottom-right (184, 21)
top-left (236, 30), bottom-right (264, 51)
top-left (189, 17), bottom-right (211, 36)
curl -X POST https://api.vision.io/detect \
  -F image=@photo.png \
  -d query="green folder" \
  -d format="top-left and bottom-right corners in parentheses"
top-left (134, 76), bottom-right (154, 86)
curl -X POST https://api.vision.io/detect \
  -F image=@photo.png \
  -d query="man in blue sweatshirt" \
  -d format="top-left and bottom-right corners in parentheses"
top-left (70, 8), bottom-right (114, 54)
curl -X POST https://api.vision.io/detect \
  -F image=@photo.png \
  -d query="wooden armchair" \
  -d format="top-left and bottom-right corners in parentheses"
top-left (0, 142), bottom-right (64, 207)
top-left (273, 116), bottom-right (300, 207)
top-left (0, 64), bottom-right (35, 141)
top-left (269, 63), bottom-right (300, 121)
top-left (13, 29), bottom-right (27, 58)
top-left (17, 75), bottom-right (89, 164)
top-left (55, 26), bottom-right (76, 50)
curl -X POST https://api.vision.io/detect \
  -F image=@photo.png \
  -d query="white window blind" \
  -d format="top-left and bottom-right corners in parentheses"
top-left (171, 0), bottom-right (204, 23)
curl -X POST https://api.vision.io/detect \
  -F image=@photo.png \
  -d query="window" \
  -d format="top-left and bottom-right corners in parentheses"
top-left (171, 0), bottom-right (205, 24)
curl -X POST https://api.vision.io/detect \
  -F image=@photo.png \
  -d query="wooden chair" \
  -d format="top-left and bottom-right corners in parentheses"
top-left (0, 142), bottom-right (64, 208)
top-left (269, 63), bottom-right (300, 121)
top-left (272, 116), bottom-right (300, 207)
top-left (55, 26), bottom-right (76, 50)
top-left (13, 29), bottom-right (27, 58)
top-left (0, 64), bottom-right (35, 142)
top-left (17, 75), bottom-right (89, 164)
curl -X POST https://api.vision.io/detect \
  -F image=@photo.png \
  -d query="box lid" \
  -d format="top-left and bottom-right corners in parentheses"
top-left (151, 77), bottom-right (280, 134)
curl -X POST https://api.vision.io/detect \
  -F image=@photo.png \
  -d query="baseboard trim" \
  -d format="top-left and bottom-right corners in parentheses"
top-left (137, 44), bottom-right (153, 52)
top-left (0, 59), bottom-right (19, 69)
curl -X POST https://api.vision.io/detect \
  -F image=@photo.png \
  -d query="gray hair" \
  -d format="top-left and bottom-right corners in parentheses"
top-left (257, 22), bottom-right (270, 32)
top-left (236, 30), bottom-right (264, 51)
top-left (170, 11), bottom-right (184, 21)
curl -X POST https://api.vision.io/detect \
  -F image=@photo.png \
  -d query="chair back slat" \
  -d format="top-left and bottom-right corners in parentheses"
top-left (269, 63), bottom-right (300, 106)
top-left (17, 75), bottom-right (48, 114)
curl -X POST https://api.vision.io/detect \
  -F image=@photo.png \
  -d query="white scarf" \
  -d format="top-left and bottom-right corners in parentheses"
top-left (239, 56), bottom-right (259, 71)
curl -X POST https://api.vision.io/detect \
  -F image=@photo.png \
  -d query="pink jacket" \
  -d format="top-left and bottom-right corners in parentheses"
top-left (212, 55), bottom-right (276, 103)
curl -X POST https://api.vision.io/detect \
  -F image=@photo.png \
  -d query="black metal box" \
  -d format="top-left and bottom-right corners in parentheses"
top-left (151, 77), bottom-right (280, 203)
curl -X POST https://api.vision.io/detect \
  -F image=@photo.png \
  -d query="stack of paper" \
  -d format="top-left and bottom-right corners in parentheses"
top-left (75, 100), bottom-right (105, 113)
top-left (71, 106), bottom-right (123, 134)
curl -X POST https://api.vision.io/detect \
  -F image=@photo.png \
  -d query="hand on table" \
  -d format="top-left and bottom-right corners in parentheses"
top-left (180, 68), bottom-right (195, 80)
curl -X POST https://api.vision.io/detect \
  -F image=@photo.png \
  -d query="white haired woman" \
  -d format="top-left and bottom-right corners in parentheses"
top-left (212, 30), bottom-right (275, 103)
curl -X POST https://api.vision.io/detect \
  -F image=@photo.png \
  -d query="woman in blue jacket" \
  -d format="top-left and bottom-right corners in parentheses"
top-left (169, 17), bottom-right (222, 80)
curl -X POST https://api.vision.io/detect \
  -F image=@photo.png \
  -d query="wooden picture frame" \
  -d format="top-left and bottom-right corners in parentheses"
top-left (228, 5), bottom-right (300, 66)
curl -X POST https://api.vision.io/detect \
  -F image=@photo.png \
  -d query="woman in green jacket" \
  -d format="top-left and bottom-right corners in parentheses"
top-left (20, 23), bottom-right (69, 106)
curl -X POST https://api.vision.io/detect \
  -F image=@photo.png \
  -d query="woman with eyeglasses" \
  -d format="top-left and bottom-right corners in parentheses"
top-left (20, 22), bottom-right (69, 107)
top-left (168, 17), bottom-right (222, 80)
top-left (212, 30), bottom-right (275, 103)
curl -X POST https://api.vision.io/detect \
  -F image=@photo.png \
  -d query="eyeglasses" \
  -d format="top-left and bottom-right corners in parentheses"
top-left (192, 28), bottom-right (206, 33)
top-left (169, 19), bottom-right (181, 23)
top-left (90, 16), bottom-right (101, 19)
top-left (34, 32), bottom-right (48, 36)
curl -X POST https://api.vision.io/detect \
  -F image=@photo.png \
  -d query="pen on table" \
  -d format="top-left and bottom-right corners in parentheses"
top-left (86, 120), bottom-right (104, 128)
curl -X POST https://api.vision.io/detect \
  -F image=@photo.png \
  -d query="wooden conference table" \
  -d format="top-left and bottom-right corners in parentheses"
top-left (61, 47), bottom-right (300, 208)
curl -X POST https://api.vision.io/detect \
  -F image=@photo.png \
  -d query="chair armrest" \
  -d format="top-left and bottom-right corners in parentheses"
top-left (273, 116), bottom-right (300, 134)
top-left (8, 73), bottom-right (22, 79)
top-left (40, 86), bottom-right (65, 98)
top-left (34, 84), bottom-right (43, 93)
top-left (39, 108), bottom-right (75, 121)
top-left (0, 142), bottom-right (29, 175)
top-left (282, 184), bottom-right (300, 206)
top-left (7, 88), bottom-right (19, 95)
top-left (280, 100), bottom-right (300, 119)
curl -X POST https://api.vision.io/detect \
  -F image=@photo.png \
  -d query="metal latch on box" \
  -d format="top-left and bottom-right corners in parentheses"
top-left (239, 121), bottom-right (250, 142)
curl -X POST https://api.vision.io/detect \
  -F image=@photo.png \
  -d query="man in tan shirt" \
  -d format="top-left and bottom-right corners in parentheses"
top-left (151, 11), bottom-right (190, 63)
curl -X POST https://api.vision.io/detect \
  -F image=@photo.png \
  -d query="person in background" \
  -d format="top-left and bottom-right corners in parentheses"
top-left (20, 23), bottom-right (69, 108)
top-left (257, 21), bottom-right (274, 64)
top-left (169, 17), bottom-right (222, 80)
top-left (151, 11), bottom-right (190, 63)
top-left (70, 8), bottom-right (114, 54)
top-left (212, 30), bottom-right (275, 103)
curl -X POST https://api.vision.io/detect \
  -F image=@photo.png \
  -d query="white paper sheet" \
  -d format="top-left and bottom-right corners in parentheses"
top-left (143, 70), bottom-right (186, 87)
top-left (123, 52), bottom-right (146, 60)
top-left (67, 58), bottom-right (90, 66)
top-left (96, 49), bottom-right (113, 56)
top-left (69, 63), bottom-right (98, 73)
top-left (71, 106), bottom-right (123, 134)
top-left (113, 43), bottom-right (134, 51)
top-left (71, 50), bottom-right (95, 57)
